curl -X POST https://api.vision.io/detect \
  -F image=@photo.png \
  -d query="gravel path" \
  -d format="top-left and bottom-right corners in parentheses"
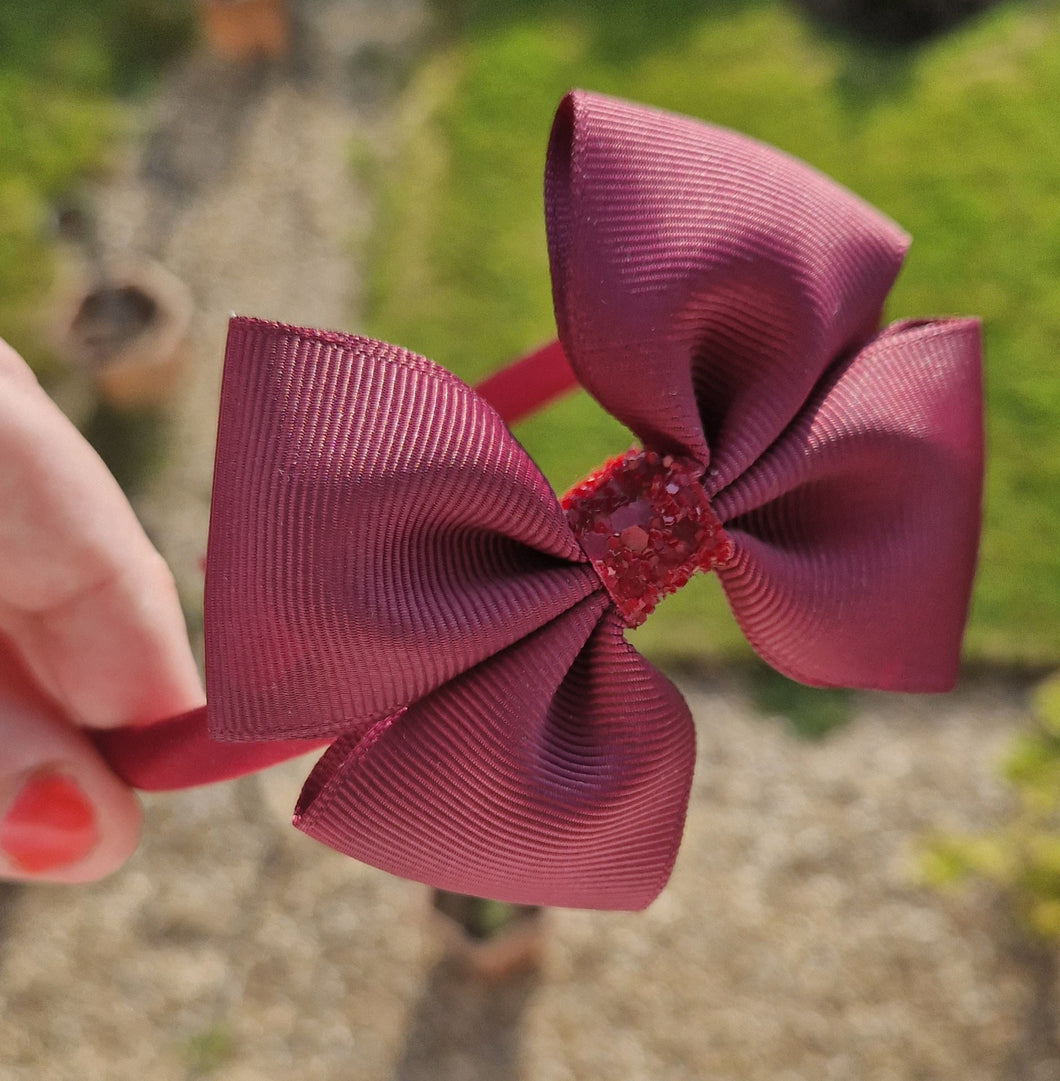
top-left (0, 676), bottom-right (1043, 1080)
top-left (2, 4), bottom-right (1054, 1079)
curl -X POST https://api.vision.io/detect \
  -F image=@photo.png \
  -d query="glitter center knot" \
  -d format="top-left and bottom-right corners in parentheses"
top-left (561, 448), bottom-right (735, 628)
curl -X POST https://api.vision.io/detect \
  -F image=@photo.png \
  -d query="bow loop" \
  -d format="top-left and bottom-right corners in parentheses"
top-left (206, 319), bottom-right (598, 742)
top-left (293, 593), bottom-right (695, 910)
top-left (713, 318), bottom-right (982, 690)
top-left (546, 91), bottom-right (909, 486)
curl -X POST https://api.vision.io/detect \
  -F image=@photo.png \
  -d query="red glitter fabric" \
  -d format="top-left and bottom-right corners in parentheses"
top-left (562, 449), bottom-right (735, 627)
top-left (96, 91), bottom-right (983, 910)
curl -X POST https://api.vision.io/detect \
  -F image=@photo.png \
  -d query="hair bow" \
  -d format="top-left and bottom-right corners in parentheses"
top-left (98, 91), bottom-right (982, 910)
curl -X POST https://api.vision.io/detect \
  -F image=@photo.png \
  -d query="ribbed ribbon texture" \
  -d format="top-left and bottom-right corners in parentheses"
top-left (97, 90), bottom-right (983, 910)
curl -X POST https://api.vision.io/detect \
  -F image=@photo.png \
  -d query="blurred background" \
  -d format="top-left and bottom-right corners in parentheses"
top-left (3, 1), bottom-right (1060, 1078)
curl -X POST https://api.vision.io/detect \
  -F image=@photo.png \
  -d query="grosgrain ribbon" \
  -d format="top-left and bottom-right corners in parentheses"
top-left (95, 91), bottom-right (983, 910)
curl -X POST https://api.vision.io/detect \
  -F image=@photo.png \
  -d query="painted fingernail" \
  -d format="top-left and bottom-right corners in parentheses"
top-left (0, 772), bottom-right (98, 874)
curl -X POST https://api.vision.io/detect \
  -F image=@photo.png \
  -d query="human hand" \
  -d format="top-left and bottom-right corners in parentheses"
top-left (0, 339), bottom-right (203, 882)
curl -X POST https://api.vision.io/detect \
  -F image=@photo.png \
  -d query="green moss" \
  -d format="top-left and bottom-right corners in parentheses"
top-left (922, 670), bottom-right (1060, 941)
top-left (748, 664), bottom-right (857, 741)
top-left (180, 1021), bottom-right (235, 1077)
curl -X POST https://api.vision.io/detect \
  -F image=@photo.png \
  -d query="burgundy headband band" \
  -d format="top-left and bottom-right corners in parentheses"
top-left (93, 90), bottom-right (983, 910)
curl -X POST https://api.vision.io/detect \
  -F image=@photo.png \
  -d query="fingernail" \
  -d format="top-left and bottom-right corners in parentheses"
top-left (0, 771), bottom-right (98, 874)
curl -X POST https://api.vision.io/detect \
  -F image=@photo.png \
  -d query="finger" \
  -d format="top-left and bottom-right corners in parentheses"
top-left (0, 339), bottom-right (203, 729)
top-left (0, 642), bottom-right (140, 882)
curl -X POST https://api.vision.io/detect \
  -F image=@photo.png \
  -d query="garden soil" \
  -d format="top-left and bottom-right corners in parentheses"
top-left (1, 3), bottom-right (1055, 1078)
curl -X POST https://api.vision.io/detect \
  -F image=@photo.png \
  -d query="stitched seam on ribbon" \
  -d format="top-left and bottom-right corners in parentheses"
top-left (346, 707), bottom-right (407, 768)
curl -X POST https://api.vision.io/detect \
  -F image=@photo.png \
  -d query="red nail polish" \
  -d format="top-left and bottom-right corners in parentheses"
top-left (0, 772), bottom-right (98, 874)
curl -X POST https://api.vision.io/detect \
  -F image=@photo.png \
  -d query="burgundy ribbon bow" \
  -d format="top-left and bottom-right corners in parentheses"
top-left (99, 91), bottom-right (982, 910)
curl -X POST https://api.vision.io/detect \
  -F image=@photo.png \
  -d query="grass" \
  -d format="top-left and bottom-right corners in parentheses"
top-left (364, 0), bottom-right (1060, 669)
top-left (0, 1), bottom-right (193, 372)
top-left (748, 662), bottom-right (857, 739)
top-left (180, 1020), bottom-right (235, 1078)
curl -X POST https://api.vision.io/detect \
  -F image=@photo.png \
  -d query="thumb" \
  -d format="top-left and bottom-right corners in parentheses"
top-left (0, 642), bottom-right (141, 883)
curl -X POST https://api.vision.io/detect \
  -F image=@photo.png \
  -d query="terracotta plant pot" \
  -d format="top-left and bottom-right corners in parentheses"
top-left (430, 891), bottom-right (545, 982)
top-left (61, 261), bottom-right (193, 410)
top-left (197, 0), bottom-right (290, 63)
